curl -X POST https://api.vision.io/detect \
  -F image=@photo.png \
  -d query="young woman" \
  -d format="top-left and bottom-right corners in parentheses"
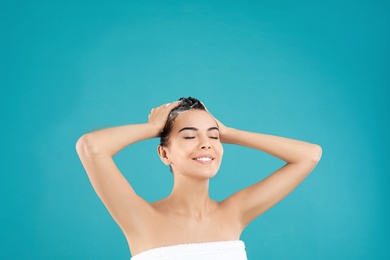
top-left (76, 97), bottom-right (322, 259)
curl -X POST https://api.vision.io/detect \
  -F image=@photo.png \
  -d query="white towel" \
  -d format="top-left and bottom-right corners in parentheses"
top-left (131, 240), bottom-right (248, 260)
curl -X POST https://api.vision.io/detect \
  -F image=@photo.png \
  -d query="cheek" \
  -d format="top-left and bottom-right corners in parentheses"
top-left (167, 143), bottom-right (192, 160)
top-left (215, 142), bottom-right (224, 156)
top-left (217, 141), bottom-right (223, 151)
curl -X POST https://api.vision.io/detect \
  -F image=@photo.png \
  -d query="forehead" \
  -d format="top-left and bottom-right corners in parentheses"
top-left (172, 110), bottom-right (217, 130)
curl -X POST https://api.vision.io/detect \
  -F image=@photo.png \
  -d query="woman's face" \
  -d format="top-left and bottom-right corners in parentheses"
top-left (164, 109), bottom-right (223, 180)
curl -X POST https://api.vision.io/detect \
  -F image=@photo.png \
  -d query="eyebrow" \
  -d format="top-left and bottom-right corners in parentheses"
top-left (178, 127), bottom-right (219, 133)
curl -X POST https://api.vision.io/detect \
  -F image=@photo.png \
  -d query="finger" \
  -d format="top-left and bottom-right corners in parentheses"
top-left (166, 101), bottom-right (181, 108)
top-left (160, 102), bottom-right (175, 107)
top-left (157, 101), bottom-right (180, 110)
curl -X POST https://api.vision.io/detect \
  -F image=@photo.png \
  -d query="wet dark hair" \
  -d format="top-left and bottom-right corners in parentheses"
top-left (159, 97), bottom-right (206, 146)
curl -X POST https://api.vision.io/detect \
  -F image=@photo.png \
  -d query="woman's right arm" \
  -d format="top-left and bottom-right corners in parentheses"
top-left (75, 102), bottom-right (178, 232)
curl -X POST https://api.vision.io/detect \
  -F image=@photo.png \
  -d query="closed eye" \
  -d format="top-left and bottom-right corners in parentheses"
top-left (210, 136), bottom-right (219, 139)
top-left (183, 137), bottom-right (195, 139)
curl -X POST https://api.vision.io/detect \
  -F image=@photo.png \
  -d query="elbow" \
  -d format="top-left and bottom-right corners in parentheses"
top-left (76, 133), bottom-right (101, 157)
top-left (295, 144), bottom-right (322, 172)
top-left (310, 144), bottom-right (322, 164)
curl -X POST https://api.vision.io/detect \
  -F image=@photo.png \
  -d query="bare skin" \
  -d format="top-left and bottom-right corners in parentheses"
top-left (76, 102), bottom-right (322, 256)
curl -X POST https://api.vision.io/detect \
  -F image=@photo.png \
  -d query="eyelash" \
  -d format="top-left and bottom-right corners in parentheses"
top-left (183, 136), bottom-right (219, 140)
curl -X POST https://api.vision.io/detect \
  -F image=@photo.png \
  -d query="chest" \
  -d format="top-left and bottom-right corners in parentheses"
top-left (134, 210), bottom-right (242, 251)
top-left (172, 215), bottom-right (236, 234)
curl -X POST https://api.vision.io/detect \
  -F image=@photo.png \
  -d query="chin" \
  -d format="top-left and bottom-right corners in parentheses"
top-left (178, 169), bottom-right (218, 180)
top-left (194, 169), bottom-right (219, 180)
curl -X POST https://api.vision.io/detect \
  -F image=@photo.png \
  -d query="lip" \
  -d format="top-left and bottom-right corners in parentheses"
top-left (192, 154), bottom-right (215, 160)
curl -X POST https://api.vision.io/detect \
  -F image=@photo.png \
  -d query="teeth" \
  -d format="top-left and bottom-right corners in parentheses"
top-left (196, 157), bottom-right (212, 161)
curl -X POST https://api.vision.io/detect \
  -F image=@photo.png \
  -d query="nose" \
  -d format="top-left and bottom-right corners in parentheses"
top-left (199, 135), bottom-right (211, 150)
top-left (200, 144), bottom-right (211, 149)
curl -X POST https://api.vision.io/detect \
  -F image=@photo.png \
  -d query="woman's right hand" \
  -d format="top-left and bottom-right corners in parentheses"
top-left (147, 101), bottom-right (180, 133)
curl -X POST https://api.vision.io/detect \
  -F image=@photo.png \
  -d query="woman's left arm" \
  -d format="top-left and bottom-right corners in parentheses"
top-left (220, 125), bottom-right (322, 227)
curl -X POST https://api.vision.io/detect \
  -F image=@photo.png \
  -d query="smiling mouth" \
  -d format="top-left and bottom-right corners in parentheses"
top-left (193, 157), bottom-right (214, 162)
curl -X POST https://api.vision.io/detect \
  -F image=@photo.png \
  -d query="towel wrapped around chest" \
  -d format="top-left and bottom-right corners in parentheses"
top-left (131, 240), bottom-right (248, 260)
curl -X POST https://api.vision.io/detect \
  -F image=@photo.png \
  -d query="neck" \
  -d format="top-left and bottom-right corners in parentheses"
top-left (167, 175), bottom-right (214, 218)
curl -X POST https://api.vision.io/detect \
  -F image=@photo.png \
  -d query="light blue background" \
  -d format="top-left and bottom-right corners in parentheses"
top-left (2, 1), bottom-right (389, 259)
